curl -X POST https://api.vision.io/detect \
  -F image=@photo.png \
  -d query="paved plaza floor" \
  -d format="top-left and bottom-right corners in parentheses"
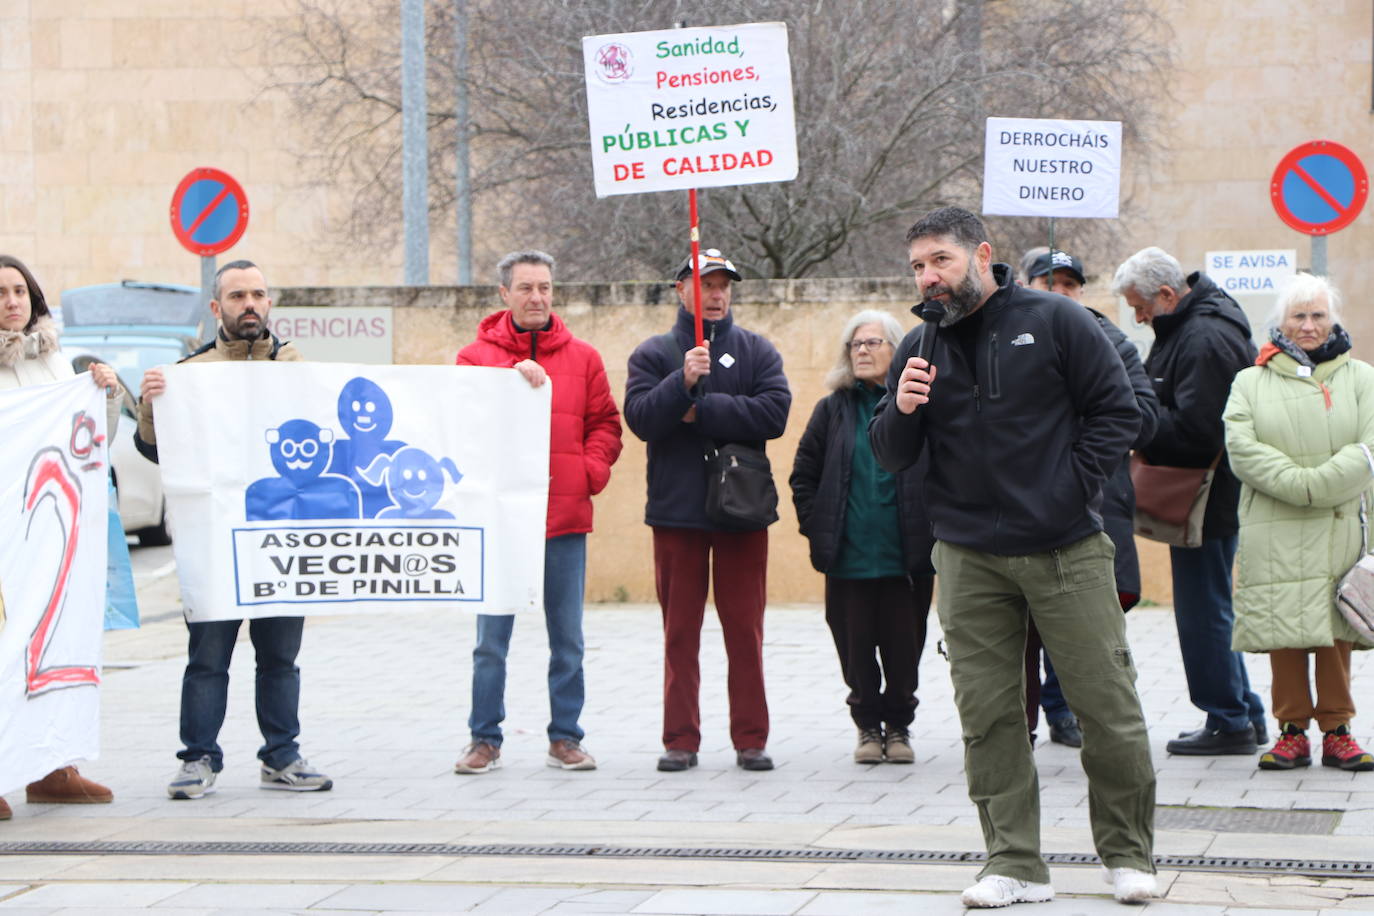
top-left (0, 546), bottom-right (1369, 913)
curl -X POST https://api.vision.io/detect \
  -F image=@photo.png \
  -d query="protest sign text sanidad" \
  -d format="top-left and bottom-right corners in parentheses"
top-left (982, 117), bottom-right (1123, 219)
top-left (583, 22), bottom-right (798, 197)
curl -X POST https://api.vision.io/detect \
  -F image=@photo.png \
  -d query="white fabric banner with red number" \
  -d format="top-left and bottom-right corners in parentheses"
top-left (154, 362), bottom-right (550, 622)
top-left (0, 376), bottom-right (109, 795)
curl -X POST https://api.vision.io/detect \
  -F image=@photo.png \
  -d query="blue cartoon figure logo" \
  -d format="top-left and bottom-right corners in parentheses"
top-left (328, 377), bottom-right (407, 517)
top-left (360, 447), bottom-right (462, 519)
top-left (245, 419), bottom-right (362, 520)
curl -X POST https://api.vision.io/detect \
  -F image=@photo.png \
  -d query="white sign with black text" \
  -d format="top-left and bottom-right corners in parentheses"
top-left (982, 117), bottom-right (1123, 219)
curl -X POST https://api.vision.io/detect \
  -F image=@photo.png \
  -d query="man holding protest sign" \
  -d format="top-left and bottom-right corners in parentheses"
top-left (624, 249), bottom-right (790, 773)
top-left (870, 208), bottom-right (1157, 906)
top-left (136, 260), bottom-right (333, 800)
top-left (452, 250), bottom-right (623, 774)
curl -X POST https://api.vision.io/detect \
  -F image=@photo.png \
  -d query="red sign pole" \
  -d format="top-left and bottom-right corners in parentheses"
top-left (688, 188), bottom-right (704, 346)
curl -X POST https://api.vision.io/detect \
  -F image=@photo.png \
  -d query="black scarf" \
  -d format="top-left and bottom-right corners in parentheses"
top-left (1269, 323), bottom-right (1352, 368)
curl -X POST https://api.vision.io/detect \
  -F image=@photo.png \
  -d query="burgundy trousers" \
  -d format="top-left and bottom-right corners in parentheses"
top-left (653, 526), bottom-right (769, 752)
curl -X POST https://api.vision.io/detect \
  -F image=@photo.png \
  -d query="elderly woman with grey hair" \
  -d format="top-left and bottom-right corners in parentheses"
top-left (1224, 273), bottom-right (1374, 772)
top-left (789, 309), bottom-right (934, 765)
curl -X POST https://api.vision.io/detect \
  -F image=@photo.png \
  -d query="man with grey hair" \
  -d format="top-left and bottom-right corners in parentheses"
top-left (1112, 247), bottom-right (1266, 756)
top-left (453, 250), bottom-right (623, 774)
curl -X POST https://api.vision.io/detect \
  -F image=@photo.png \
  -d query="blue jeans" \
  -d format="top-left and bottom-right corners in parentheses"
top-left (469, 533), bottom-right (587, 746)
top-left (1040, 653), bottom-right (1072, 724)
top-left (178, 616), bottom-right (304, 771)
top-left (1170, 535), bottom-right (1265, 732)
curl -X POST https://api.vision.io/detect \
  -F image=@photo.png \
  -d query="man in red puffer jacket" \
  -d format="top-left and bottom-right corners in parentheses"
top-left (452, 250), bottom-right (623, 775)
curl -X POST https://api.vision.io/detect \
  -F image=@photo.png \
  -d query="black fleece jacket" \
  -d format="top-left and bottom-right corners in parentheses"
top-left (868, 264), bottom-right (1138, 556)
top-left (1140, 271), bottom-right (1256, 540)
top-left (790, 385), bottom-right (935, 576)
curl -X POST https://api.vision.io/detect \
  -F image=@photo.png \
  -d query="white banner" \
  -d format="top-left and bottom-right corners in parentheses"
top-left (981, 117), bottom-right (1123, 219)
top-left (0, 376), bottom-right (108, 794)
top-left (154, 363), bottom-right (551, 621)
top-left (583, 21), bottom-right (798, 197)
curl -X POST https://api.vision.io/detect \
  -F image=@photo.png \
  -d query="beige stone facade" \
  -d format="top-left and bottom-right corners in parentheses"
top-left (3, 0), bottom-right (1371, 603)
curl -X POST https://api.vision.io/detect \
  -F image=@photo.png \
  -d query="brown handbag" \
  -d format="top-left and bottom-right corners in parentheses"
top-left (1130, 451), bottom-right (1222, 548)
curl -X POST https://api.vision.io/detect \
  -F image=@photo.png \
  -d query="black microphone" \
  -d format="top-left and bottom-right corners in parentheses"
top-left (915, 300), bottom-right (946, 365)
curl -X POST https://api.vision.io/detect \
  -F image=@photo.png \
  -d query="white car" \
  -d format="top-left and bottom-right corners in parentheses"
top-left (60, 281), bottom-right (205, 546)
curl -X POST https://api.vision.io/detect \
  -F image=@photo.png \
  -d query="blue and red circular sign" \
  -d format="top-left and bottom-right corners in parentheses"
top-left (169, 167), bottom-right (250, 256)
top-left (1270, 140), bottom-right (1368, 236)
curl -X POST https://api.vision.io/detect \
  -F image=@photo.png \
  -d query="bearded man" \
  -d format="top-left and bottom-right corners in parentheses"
top-left (868, 207), bottom-right (1158, 908)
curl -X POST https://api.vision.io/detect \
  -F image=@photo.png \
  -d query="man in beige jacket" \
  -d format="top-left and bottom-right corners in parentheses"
top-left (136, 259), bottom-right (332, 801)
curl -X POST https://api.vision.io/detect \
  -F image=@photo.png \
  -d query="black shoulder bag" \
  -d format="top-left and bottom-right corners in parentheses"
top-left (656, 332), bottom-right (779, 530)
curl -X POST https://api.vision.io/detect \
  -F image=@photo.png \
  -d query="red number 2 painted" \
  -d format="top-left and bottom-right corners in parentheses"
top-left (23, 445), bottom-right (100, 696)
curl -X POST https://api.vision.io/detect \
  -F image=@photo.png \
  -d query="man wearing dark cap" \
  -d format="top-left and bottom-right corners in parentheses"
top-left (624, 248), bottom-right (791, 773)
top-left (1025, 249), bottom-right (1087, 299)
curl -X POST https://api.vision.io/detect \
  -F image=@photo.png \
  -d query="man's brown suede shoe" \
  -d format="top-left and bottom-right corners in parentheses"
top-left (0, 797), bottom-right (12, 820)
top-left (25, 767), bottom-right (113, 804)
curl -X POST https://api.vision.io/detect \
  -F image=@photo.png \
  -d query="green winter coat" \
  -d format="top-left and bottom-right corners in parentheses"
top-left (1224, 348), bottom-right (1374, 652)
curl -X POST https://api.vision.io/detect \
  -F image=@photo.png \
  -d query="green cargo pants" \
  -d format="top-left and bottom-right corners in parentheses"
top-left (933, 533), bottom-right (1156, 883)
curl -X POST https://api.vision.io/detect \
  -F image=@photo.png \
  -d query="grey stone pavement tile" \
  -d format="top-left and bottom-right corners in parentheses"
top-left (12, 548), bottom-right (1367, 913)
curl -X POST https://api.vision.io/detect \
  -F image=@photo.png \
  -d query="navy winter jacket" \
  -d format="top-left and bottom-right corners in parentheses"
top-left (624, 306), bottom-right (791, 530)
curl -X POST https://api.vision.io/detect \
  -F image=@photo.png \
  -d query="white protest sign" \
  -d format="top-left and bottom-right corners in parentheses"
top-left (1203, 249), bottom-right (1297, 295)
top-left (154, 363), bottom-right (550, 621)
top-left (269, 308), bottom-right (394, 365)
top-left (0, 376), bottom-right (108, 794)
top-left (583, 21), bottom-right (798, 197)
top-left (982, 117), bottom-right (1123, 219)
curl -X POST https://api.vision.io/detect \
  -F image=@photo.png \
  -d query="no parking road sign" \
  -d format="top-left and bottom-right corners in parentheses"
top-left (1270, 140), bottom-right (1368, 236)
top-left (169, 168), bottom-right (250, 256)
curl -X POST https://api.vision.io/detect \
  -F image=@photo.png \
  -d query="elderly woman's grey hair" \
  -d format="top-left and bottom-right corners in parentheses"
top-left (824, 309), bottom-right (905, 391)
top-left (1267, 273), bottom-right (1344, 331)
top-left (1018, 246), bottom-right (1050, 285)
top-left (1111, 246), bottom-right (1187, 300)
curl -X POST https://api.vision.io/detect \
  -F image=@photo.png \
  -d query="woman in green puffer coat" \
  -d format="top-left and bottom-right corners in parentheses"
top-left (1224, 273), bottom-right (1374, 774)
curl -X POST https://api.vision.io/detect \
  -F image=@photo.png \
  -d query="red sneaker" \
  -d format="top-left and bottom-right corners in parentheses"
top-left (1322, 725), bottom-right (1374, 772)
top-left (1258, 724), bottom-right (1310, 770)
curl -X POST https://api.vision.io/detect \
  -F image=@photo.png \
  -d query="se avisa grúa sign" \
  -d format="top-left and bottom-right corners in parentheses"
top-left (981, 117), bottom-right (1123, 219)
top-left (1203, 249), bottom-right (1296, 294)
top-left (582, 21), bottom-right (798, 198)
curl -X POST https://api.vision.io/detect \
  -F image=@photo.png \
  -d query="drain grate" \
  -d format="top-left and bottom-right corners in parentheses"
top-left (1155, 806), bottom-right (1340, 835)
top-left (0, 841), bottom-right (1367, 878)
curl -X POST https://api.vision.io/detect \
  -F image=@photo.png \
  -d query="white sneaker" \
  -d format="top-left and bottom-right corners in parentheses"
top-left (1104, 866), bottom-right (1157, 903)
top-left (960, 874), bottom-right (1055, 908)
top-left (261, 757), bottom-right (333, 792)
top-left (167, 756), bottom-right (216, 800)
